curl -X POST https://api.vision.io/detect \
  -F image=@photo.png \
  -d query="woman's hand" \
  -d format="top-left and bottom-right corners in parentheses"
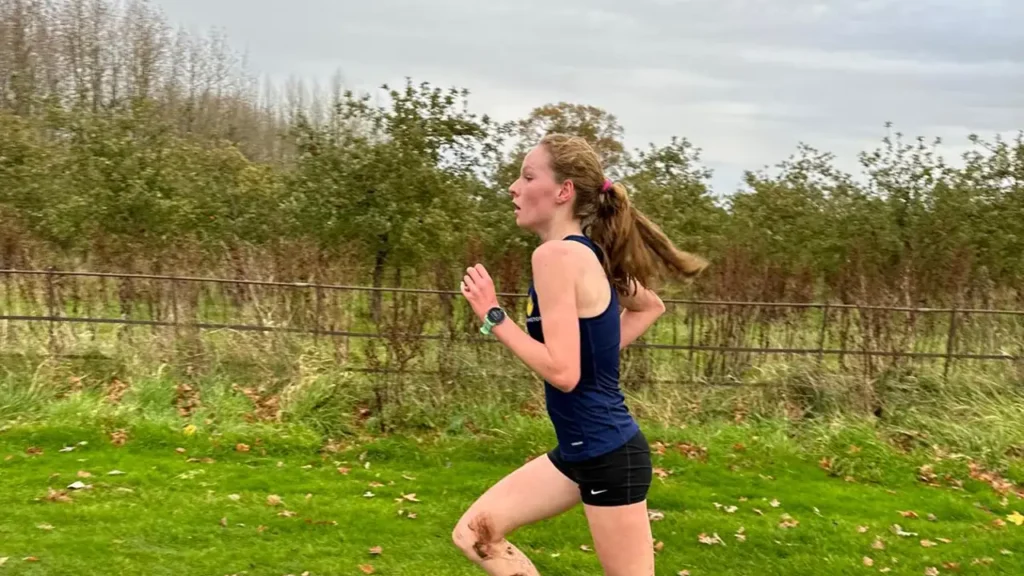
top-left (460, 264), bottom-right (499, 321)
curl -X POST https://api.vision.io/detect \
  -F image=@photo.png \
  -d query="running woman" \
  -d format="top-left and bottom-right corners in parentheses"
top-left (455, 133), bottom-right (708, 575)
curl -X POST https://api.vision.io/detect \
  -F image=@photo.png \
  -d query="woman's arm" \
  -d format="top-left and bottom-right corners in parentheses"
top-left (618, 280), bottom-right (666, 349)
top-left (460, 242), bottom-right (581, 392)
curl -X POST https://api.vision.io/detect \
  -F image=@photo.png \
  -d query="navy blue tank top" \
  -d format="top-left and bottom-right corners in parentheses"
top-left (525, 235), bottom-right (639, 462)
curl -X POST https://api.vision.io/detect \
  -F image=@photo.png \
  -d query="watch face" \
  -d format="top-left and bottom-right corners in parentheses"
top-left (487, 307), bottom-right (505, 323)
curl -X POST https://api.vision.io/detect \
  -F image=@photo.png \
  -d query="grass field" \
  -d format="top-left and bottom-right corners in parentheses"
top-left (3, 418), bottom-right (1024, 576)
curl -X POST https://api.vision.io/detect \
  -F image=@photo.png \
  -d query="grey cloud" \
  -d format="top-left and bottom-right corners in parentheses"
top-left (152, 0), bottom-right (1023, 192)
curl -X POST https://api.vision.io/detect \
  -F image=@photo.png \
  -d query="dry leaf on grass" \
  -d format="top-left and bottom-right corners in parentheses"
top-left (45, 489), bottom-right (71, 503)
top-left (653, 541), bottom-right (664, 552)
top-left (266, 495), bottom-right (282, 506)
top-left (278, 510), bottom-right (297, 518)
top-left (924, 568), bottom-right (939, 576)
top-left (235, 444), bottom-right (250, 453)
top-left (580, 545), bottom-right (592, 552)
top-left (0, 558), bottom-right (7, 566)
top-left (648, 510), bottom-right (665, 521)
top-left (873, 538), bottom-right (886, 550)
top-left (338, 467), bottom-right (350, 475)
top-left (698, 533), bottom-right (724, 546)
top-left (921, 540), bottom-right (937, 547)
top-left (77, 471), bottom-right (92, 478)
top-left (37, 524), bottom-right (54, 531)
top-left (899, 510), bottom-right (919, 519)
top-left (369, 546), bottom-right (382, 556)
top-left (770, 499), bottom-right (781, 508)
top-left (857, 526), bottom-right (869, 533)
top-left (110, 429), bottom-right (128, 446)
top-left (358, 564), bottom-right (375, 574)
top-left (942, 562), bottom-right (960, 570)
top-left (863, 557), bottom-right (874, 567)
top-left (1008, 511), bottom-right (1024, 526)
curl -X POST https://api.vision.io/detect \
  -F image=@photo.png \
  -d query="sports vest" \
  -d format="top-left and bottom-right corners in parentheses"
top-left (525, 235), bottom-right (639, 461)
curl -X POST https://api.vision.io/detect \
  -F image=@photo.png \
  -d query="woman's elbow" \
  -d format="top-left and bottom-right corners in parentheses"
top-left (549, 368), bottom-right (580, 393)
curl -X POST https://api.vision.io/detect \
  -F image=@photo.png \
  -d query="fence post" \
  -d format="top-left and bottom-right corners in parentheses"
top-left (45, 266), bottom-right (58, 355)
top-left (944, 306), bottom-right (958, 380)
top-left (817, 302), bottom-right (830, 364)
top-left (313, 283), bottom-right (324, 344)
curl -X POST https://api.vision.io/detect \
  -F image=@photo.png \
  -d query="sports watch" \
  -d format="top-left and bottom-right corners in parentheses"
top-left (480, 306), bottom-right (507, 335)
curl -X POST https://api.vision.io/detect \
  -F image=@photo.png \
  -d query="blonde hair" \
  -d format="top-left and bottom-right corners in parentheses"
top-left (539, 133), bottom-right (708, 294)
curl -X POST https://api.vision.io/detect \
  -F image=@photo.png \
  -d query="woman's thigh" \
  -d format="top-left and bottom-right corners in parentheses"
top-left (453, 453), bottom-right (581, 551)
top-left (585, 500), bottom-right (655, 576)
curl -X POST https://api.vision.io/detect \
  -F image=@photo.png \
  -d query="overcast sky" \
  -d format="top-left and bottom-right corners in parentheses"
top-left (152, 0), bottom-right (1023, 194)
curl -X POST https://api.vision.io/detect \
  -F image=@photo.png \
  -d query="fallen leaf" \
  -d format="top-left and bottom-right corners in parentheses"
top-left (66, 481), bottom-right (91, 491)
top-left (23, 557), bottom-right (39, 563)
top-left (37, 523), bottom-right (54, 531)
top-left (107, 470), bottom-right (125, 476)
top-left (892, 524), bottom-right (918, 537)
top-left (857, 526), bottom-right (869, 533)
top-left (402, 493), bottom-right (420, 502)
top-left (942, 562), bottom-right (960, 570)
top-left (698, 533), bottom-right (724, 545)
top-left (1008, 511), bottom-right (1024, 526)
top-left (653, 467), bottom-right (670, 479)
top-left (257, 525), bottom-right (267, 533)
top-left (110, 429), bottom-right (128, 446)
top-left (899, 510), bottom-right (919, 519)
top-left (59, 446), bottom-right (74, 453)
top-left (879, 569), bottom-right (892, 573)
top-left (770, 499), bottom-right (781, 508)
top-left (175, 448), bottom-right (186, 454)
top-left (45, 488), bottom-right (72, 503)
top-left (753, 508), bottom-right (764, 516)
top-left (338, 467), bottom-right (350, 475)
top-left (724, 505), bottom-right (738, 514)
top-left (77, 471), bottom-right (92, 478)
top-left (369, 482), bottom-right (385, 488)
top-left (220, 517), bottom-right (227, 527)
top-left (363, 491), bottom-right (375, 498)
top-left (580, 545), bottom-right (592, 552)
top-left (971, 557), bottom-right (994, 565)
top-left (235, 443), bottom-right (250, 453)
top-left (228, 494), bottom-right (241, 501)
top-left (402, 474), bottom-right (416, 481)
top-left (358, 565), bottom-right (374, 574)
top-left (369, 546), bottom-right (383, 555)
top-left (779, 514), bottom-right (799, 529)
top-left (921, 539), bottom-right (937, 547)
top-left (278, 510), bottom-right (297, 517)
top-left (0, 558), bottom-right (6, 566)
top-left (677, 571), bottom-right (691, 576)
top-left (937, 538), bottom-right (952, 544)
top-left (924, 568), bottom-right (939, 576)
top-left (735, 527), bottom-right (746, 542)
top-left (26, 446), bottom-right (43, 456)
top-left (653, 541), bottom-right (664, 552)
top-left (648, 510), bottom-right (665, 522)
top-left (266, 495), bottom-right (283, 506)
top-left (1001, 549), bottom-right (1012, 556)
top-left (863, 557), bottom-right (875, 567)
top-left (873, 538), bottom-right (886, 550)
top-left (993, 519), bottom-right (1007, 528)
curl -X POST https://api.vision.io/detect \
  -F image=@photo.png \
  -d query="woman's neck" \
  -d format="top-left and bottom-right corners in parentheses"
top-left (537, 219), bottom-right (584, 244)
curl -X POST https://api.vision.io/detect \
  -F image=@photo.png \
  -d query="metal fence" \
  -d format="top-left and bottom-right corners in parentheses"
top-left (2, 268), bottom-right (1022, 381)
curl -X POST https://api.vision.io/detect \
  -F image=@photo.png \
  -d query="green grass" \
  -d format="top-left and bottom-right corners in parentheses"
top-left (3, 420), bottom-right (1023, 575)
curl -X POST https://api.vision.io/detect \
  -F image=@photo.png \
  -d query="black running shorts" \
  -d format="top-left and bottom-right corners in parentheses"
top-left (547, 429), bottom-right (653, 507)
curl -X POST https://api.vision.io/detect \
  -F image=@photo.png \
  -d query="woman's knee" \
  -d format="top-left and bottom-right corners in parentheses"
top-left (452, 510), bottom-right (505, 560)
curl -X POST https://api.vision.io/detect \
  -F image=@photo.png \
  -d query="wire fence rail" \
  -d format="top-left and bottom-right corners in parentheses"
top-left (1, 268), bottom-right (1022, 381)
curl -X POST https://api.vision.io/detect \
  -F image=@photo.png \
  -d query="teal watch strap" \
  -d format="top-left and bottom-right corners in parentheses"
top-left (480, 318), bottom-right (496, 335)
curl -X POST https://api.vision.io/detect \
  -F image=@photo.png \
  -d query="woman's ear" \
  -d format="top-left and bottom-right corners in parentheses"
top-left (556, 179), bottom-right (575, 206)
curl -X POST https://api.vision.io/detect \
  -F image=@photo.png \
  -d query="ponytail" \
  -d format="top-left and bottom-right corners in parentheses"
top-left (537, 133), bottom-right (708, 295)
top-left (587, 181), bottom-right (708, 296)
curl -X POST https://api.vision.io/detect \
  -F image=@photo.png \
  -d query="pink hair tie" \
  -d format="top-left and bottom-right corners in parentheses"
top-left (601, 179), bottom-right (613, 193)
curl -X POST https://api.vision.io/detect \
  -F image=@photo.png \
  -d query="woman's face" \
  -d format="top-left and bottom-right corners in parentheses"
top-left (509, 145), bottom-right (565, 231)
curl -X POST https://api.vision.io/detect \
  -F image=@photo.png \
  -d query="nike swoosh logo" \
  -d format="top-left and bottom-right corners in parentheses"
top-left (590, 489), bottom-right (608, 495)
